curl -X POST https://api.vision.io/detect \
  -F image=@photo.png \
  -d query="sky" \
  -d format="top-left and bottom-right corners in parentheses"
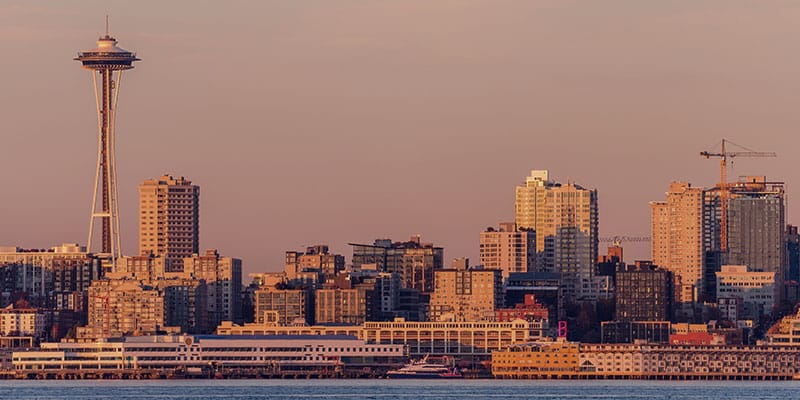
top-left (1, 1), bottom-right (799, 276)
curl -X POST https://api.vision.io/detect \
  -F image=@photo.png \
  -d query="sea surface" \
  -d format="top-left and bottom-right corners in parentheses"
top-left (0, 379), bottom-right (797, 399)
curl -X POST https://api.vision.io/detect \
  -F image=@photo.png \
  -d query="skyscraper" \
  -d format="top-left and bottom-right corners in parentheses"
top-left (650, 182), bottom-right (704, 311)
top-left (75, 24), bottom-right (140, 268)
top-left (138, 175), bottom-right (200, 272)
top-left (514, 170), bottom-right (598, 302)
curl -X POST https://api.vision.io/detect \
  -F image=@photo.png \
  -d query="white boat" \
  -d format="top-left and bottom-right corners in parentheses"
top-left (386, 355), bottom-right (463, 379)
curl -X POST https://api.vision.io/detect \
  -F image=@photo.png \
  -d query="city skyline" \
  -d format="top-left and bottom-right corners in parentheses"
top-left (1, 2), bottom-right (797, 275)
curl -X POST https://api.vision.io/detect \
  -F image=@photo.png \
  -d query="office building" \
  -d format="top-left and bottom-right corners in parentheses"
top-left (614, 261), bottom-right (673, 322)
top-left (601, 321), bottom-right (672, 344)
top-left (514, 170), bottom-right (598, 302)
top-left (0, 244), bottom-right (101, 310)
top-left (139, 175), bottom-right (200, 272)
top-left (79, 275), bottom-right (208, 339)
top-left (716, 265), bottom-right (777, 319)
top-left (253, 287), bottom-right (312, 325)
top-left (350, 235), bottom-right (443, 293)
top-left (81, 279), bottom-right (170, 338)
top-left (429, 266), bottom-right (503, 322)
top-left (726, 178), bottom-right (785, 292)
top-left (505, 271), bottom-right (563, 323)
top-left (479, 222), bottom-right (536, 278)
top-left (183, 250), bottom-right (243, 325)
top-left (285, 245), bottom-right (344, 281)
top-left (315, 288), bottom-right (369, 325)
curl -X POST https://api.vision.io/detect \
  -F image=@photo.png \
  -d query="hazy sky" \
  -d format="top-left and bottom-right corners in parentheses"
top-left (1, 1), bottom-right (798, 276)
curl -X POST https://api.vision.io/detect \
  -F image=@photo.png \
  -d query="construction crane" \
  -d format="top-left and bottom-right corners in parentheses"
top-left (700, 139), bottom-right (776, 251)
top-left (598, 236), bottom-right (651, 246)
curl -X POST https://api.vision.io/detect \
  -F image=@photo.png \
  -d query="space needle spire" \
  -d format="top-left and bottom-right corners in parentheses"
top-left (75, 20), bottom-right (140, 269)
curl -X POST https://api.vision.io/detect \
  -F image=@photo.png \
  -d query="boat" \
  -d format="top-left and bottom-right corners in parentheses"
top-left (386, 355), bottom-right (463, 379)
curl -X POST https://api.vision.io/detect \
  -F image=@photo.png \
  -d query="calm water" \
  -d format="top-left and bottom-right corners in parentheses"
top-left (0, 380), bottom-right (797, 399)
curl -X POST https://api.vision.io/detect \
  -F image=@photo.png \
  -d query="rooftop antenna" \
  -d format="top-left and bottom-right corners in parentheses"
top-left (105, 14), bottom-right (110, 37)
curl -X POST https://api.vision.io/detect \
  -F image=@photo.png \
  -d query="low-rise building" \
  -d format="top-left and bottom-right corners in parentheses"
top-left (12, 334), bottom-right (405, 371)
top-left (492, 341), bottom-right (580, 378)
top-left (718, 297), bottom-right (744, 322)
top-left (578, 343), bottom-right (644, 376)
top-left (601, 321), bottom-right (671, 344)
top-left (765, 310), bottom-right (800, 345)
top-left (217, 318), bottom-right (538, 359)
top-left (493, 341), bottom-right (800, 379)
top-left (0, 304), bottom-right (46, 338)
top-left (716, 265), bottom-right (777, 319)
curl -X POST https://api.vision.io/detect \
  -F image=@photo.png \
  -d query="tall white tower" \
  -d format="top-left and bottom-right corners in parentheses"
top-left (75, 21), bottom-right (140, 268)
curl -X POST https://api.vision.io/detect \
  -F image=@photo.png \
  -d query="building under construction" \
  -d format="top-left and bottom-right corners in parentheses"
top-left (703, 176), bottom-right (786, 303)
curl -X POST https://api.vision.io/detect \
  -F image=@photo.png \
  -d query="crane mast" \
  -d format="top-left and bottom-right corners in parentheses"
top-left (700, 139), bottom-right (776, 251)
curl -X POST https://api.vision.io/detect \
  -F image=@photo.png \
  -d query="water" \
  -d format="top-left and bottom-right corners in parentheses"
top-left (0, 380), bottom-right (797, 399)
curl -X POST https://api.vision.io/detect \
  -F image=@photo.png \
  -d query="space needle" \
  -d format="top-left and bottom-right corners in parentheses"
top-left (75, 19), bottom-right (140, 269)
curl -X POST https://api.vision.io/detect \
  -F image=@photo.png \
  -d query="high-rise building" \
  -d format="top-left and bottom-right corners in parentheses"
top-left (112, 253), bottom-right (167, 281)
top-left (350, 236), bottom-right (443, 293)
top-left (787, 225), bottom-right (800, 284)
top-left (514, 170), bottom-right (598, 302)
top-left (479, 222), bottom-right (536, 279)
top-left (183, 250), bottom-right (243, 326)
top-left (650, 182), bottom-right (705, 309)
top-left (285, 245), bottom-right (344, 281)
top-left (726, 178), bottom-right (785, 294)
top-left (82, 279), bottom-right (168, 338)
top-left (615, 261), bottom-right (673, 322)
top-left (429, 265), bottom-right (503, 322)
top-left (80, 248), bottom-right (241, 338)
top-left (139, 175), bottom-right (200, 272)
top-left (76, 25), bottom-right (140, 269)
top-left (0, 244), bottom-right (101, 311)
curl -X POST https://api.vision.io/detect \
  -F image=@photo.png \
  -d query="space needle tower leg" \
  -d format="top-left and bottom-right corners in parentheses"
top-left (76, 23), bottom-right (140, 271)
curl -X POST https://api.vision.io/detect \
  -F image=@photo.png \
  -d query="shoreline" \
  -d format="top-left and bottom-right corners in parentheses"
top-left (1, 369), bottom-right (794, 381)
